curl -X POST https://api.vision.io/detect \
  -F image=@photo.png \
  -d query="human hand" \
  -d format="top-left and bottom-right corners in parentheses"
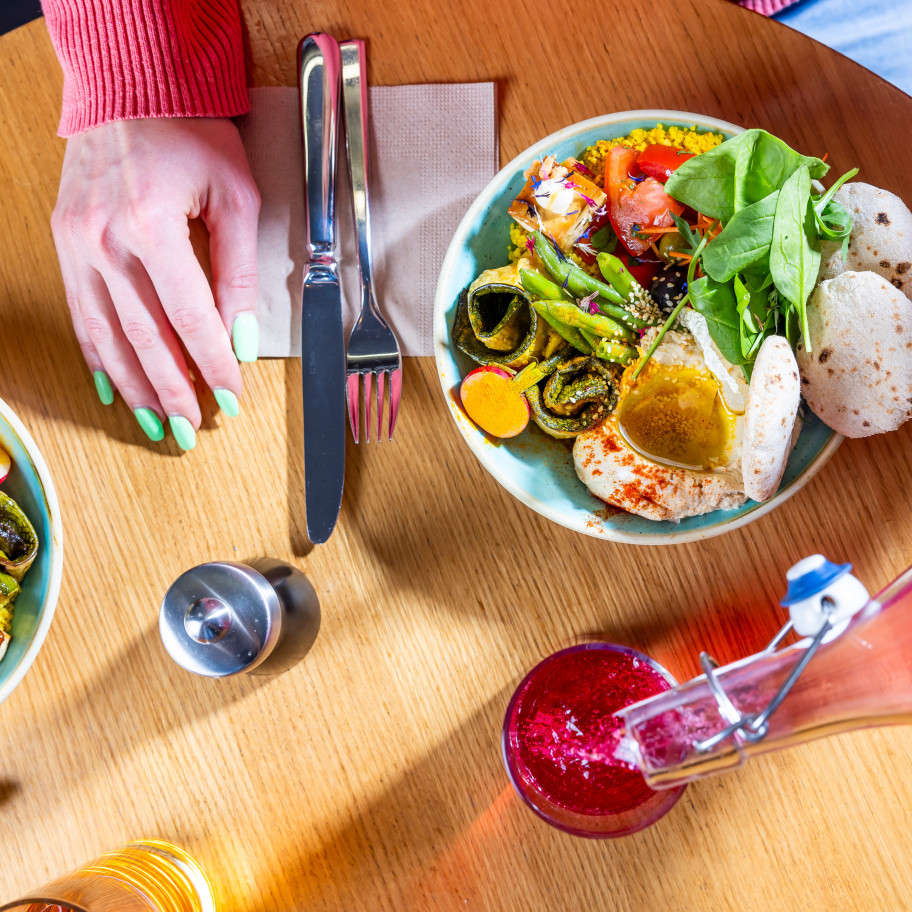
top-left (51, 117), bottom-right (261, 450)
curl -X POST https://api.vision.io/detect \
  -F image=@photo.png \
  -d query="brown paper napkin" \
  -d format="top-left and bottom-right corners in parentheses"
top-left (237, 84), bottom-right (498, 358)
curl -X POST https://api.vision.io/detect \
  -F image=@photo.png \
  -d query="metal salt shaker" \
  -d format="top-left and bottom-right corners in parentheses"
top-left (159, 558), bottom-right (321, 677)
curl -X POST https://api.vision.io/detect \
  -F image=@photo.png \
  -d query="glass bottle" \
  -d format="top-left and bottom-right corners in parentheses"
top-left (617, 557), bottom-right (912, 790)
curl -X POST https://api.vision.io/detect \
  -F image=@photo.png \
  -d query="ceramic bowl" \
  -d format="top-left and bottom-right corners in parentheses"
top-left (0, 396), bottom-right (63, 705)
top-left (433, 110), bottom-right (842, 544)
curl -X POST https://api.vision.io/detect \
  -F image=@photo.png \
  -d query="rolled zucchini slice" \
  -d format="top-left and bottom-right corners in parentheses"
top-left (525, 356), bottom-right (619, 439)
top-left (0, 491), bottom-right (38, 582)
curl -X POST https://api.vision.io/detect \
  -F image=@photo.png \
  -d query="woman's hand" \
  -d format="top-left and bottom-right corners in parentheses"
top-left (51, 117), bottom-right (261, 449)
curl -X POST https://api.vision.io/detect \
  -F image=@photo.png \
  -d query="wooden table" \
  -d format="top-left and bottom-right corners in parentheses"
top-left (2, 2), bottom-right (912, 909)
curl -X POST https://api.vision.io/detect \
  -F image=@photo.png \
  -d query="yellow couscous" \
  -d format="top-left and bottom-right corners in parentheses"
top-left (581, 125), bottom-right (724, 189)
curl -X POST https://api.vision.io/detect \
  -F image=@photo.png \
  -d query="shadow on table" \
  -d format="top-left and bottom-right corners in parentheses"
top-left (14, 619), bottom-right (273, 787)
top-left (225, 684), bottom-right (736, 912)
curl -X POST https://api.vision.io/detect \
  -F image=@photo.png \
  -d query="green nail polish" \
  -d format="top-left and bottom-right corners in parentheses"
top-left (134, 408), bottom-right (164, 442)
top-left (232, 313), bottom-right (259, 363)
top-left (169, 416), bottom-right (197, 451)
top-left (93, 371), bottom-right (114, 405)
top-left (214, 388), bottom-right (240, 417)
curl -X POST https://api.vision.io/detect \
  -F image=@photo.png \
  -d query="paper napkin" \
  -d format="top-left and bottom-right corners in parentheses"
top-left (237, 84), bottom-right (498, 358)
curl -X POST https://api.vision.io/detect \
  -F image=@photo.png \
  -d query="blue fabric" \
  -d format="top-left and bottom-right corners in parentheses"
top-left (776, 0), bottom-right (912, 97)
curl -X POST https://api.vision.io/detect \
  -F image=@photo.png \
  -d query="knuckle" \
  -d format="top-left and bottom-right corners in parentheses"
top-left (83, 314), bottom-right (113, 345)
top-left (123, 201), bottom-right (170, 245)
top-left (169, 306), bottom-right (205, 338)
top-left (122, 319), bottom-right (158, 352)
top-left (222, 270), bottom-right (257, 292)
top-left (224, 181), bottom-right (261, 215)
top-left (95, 220), bottom-right (126, 259)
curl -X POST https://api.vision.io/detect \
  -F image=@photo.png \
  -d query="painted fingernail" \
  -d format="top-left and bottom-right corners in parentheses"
top-left (169, 416), bottom-right (197, 451)
top-left (214, 388), bottom-right (240, 417)
top-left (232, 313), bottom-right (259, 363)
top-left (93, 370), bottom-right (114, 405)
top-left (134, 408), bottom-right (164, 442)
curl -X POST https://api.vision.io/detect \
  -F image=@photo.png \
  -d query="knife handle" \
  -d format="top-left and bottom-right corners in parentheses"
top-left (298, 33), bottom-right (342, 268)
top-left (340, 40), bottom-right (375, 309)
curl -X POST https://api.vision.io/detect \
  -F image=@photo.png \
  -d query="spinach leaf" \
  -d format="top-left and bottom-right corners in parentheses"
top-left (701, 191), bottom-right (778, 283)
top-left (733, 130), bottom-right (829, 212)
top-left (770, 165), bottom-right (821, 350)
top-left (665, 129), bottom-right (829, 222)
top-left (689, 275), bottom-right (749, 365)
top-left (665, 142), bottom-right (738, 221)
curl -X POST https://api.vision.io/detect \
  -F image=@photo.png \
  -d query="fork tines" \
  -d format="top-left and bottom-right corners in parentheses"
top-left (346, 368), bottom-right (402, 443)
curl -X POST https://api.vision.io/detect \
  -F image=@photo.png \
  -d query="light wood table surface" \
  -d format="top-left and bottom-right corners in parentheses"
top-left (2, 2), bottom-right (912, 909)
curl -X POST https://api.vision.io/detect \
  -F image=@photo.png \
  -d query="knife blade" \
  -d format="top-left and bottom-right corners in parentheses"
top-left (297, 33), bottom-right (345, 544)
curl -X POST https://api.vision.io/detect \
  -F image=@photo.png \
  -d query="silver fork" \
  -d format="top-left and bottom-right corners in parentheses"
top-left (340, 39), bottom-right (402, 443)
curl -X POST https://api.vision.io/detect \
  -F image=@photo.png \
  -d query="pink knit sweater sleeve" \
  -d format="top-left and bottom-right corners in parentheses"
top-left (41, 0), bottom-right (250, 137)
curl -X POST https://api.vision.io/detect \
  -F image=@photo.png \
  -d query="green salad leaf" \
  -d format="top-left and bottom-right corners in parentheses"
top-left (770, 165), bottom-right (821, 351)
top-left (701, 191), bottom-right (778, 282)
top-left (665, 129), bottom-right (829, 221)
top-left (689, 275), bottom-right (749, 366)
top-left (733, 130), bottom-right (829, 212)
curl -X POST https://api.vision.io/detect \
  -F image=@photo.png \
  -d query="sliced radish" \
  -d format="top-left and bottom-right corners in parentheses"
top-left (460, 366), bottom-right (531, 438)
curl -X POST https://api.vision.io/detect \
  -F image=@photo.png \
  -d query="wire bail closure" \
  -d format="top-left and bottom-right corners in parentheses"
top-left (693, 556), bottom-right (870, 755)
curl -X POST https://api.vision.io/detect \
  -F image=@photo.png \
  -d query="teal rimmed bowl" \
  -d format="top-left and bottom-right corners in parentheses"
top-left (0, 396), bottom-right (63, 704)
top-left (433, 110), bottom-right (842, 544)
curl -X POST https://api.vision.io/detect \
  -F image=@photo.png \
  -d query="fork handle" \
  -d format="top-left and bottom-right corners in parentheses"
top-left (340, 40), bottom-right (376, 309)
top-left (298, 33), bottom-right (342, 264)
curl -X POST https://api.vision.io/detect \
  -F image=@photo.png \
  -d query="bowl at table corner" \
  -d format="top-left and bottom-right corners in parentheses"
top-left (0, 395), bottom-right (63, 706)
top-left (433, 110), bottom-right (843, 544)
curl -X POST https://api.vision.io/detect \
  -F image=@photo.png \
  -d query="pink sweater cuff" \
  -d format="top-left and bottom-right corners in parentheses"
top-left (42, 0), bottom-right (250, 137)
top-left (733, 0), bottom-right (800, 15)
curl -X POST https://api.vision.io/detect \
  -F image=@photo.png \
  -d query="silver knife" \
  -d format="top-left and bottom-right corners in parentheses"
top-left (298, 33), bottom-right (345, 544)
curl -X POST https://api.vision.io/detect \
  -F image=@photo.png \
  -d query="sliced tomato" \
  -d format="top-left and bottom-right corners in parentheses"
top-left (636, 144), bottom-right (695, 183)
top-left (605, 146), bottom-right (685, 257)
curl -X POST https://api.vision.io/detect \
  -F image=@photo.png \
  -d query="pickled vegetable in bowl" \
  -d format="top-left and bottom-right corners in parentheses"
top-left (0, 396), bottom-right (62, 703)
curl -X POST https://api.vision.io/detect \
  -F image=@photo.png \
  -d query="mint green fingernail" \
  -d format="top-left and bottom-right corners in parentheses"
top-left (214, 388), bottom-right (240, 417)
top-left (134, 408), bottom-right (164, 442)
top-left (169, 416), bottom-right (196, 451)
top-left (93, 371), bottom-right (114, 405)
top-left (232, 313), bottom-right (259, 362)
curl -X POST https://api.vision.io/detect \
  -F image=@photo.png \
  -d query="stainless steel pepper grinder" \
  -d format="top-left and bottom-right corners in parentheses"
top-left (159, 558), bottom-right (321, 677)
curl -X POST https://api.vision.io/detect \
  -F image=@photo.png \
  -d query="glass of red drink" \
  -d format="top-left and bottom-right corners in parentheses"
top-left (502, 643), bottom-right (686, 837)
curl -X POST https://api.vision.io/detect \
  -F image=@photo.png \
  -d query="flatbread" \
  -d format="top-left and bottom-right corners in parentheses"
top-left (797, 271), bottom-right (912, 437)
top-left (742, 336), bottom-right (801, 502)
top-left (819, 182), bottom-right (912, 299)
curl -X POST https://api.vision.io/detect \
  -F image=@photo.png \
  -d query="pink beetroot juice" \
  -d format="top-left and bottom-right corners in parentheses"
top-left (503, 643), bottom-right (686, 837)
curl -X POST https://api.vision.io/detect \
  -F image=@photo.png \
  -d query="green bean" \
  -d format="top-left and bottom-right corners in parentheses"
top-left (519, 269), bottom-right (572, 302)
top-left (596, 252), bottom-right (638, 300)
top-left (531, 231), bottom-right (649, 330)
top-left (595, 339), bottom-right (637, 365)
top-left (578, 328), bottom-right (600, 352)
top-left (530, 301), bottom-right (592, 355)
top-left (534, 299), bottom-right (632, 342)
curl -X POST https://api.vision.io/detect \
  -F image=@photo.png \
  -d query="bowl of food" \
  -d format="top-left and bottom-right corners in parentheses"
top-left (0, 396), bottom-right (63, 705)
top-left (433, 110), bottom-right (861, 543)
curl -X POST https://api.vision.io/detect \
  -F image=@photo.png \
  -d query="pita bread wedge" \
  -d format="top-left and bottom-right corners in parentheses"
top-left (742, 336), bottom-right (801, 502)
top-left (797, 271), bottom-right (912, 437)
top-left (818, 182), bottom-right (912, 299)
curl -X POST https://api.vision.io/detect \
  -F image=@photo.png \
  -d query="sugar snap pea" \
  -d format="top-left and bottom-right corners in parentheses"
top-left (534, 299), bottom-right (632, 342)
top-left (530, 300), bottom-right (592, 355)
top-left (596, 252), bottom-right (638, 300)
top-left (595, 339), bottom-right (637, 365)
top-left (519, 269), bottom-right (572, 303)
top-left (532, 231), bottom-right (650, 330)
